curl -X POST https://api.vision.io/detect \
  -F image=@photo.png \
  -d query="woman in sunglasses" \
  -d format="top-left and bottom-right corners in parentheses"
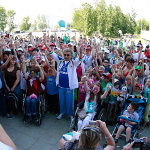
top-left (60, 120), bottom-right (115, 150)
top-left (44, 36), bottom-right (83, 120)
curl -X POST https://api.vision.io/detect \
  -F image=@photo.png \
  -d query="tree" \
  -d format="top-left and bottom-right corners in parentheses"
top-left (20, 16), bottom-right (31, 31)
top-left (126, 9), bottom-right (137, 35)
top-left (72, 3), bottom-right (97, 36)
top-left (136, 19), bottom-right (150, 34)
top-left (33, 20), bottom-right (37, 31)
top-left (37, 15), bottom-right (47, 30)
top-left (7, 10), bottom-right (16, 32)
top-left (96, 0), bottom-right (107, 35)
top-left (0, 6), bottom-right (7, 31)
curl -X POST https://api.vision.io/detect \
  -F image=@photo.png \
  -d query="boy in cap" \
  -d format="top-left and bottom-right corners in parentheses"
top-left (107, 77), bottom-right (121, 122)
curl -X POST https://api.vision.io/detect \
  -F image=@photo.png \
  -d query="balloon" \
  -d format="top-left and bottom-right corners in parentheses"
top-left (58, 20), bottom-right (65, 27)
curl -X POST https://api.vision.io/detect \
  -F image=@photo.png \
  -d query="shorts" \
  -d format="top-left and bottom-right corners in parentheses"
top-left (122, 124), bottom-right (136, 131)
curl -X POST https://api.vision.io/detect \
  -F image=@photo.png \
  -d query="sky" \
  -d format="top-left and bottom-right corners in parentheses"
top-left (0, 0), bottom-right (150, 27)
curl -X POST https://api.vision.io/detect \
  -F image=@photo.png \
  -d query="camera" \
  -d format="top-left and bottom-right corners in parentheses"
top-left (89, 121), bottom-right (99, 126)
top-left (132, 138), bottom-right (145, 148)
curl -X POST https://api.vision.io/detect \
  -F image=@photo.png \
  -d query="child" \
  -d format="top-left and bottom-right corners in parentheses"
top-left (77, 77), bottom-right (111, 131)
top-left (44, 67), bottom-right (59, 115)
top-left (142, 77), bottom-right (150, 128)
top-left (114, 102), bottom-right (139, 144)
top-left (132, 83), bottom-right (142, 97)
top-left (78, 76), bottom-right (86, 103)
top-left (107, 78), bottom-right (120, 121)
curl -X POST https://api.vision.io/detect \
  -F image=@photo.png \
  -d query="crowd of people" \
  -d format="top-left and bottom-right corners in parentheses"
top-left (0, 32), bottom-right (150, 149)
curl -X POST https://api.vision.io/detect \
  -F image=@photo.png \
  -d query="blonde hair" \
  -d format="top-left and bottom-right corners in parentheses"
top-left (79, 125), bottom-right (101, 150)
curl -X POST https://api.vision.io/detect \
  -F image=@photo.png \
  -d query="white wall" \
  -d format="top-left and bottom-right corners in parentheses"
top-left (141, 30), bottom-right (150, 40)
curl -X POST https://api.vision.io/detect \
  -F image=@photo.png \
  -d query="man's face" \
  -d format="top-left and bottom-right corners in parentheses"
top-left (103, 60), bottom-right (109, 67)
top-left (137, 46), bottom-right (140, 52)
top-left (64, 51), bottom-right (72, 61)
top-left (86, 50), bottom-right (91, 56)
top-left (103, 76), bottom-right (109, 83)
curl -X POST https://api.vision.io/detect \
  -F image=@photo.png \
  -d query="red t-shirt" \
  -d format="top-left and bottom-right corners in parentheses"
top-left (26, 76), bottom-right (41, 96)
top-left (144, 49), bottom-right (150, 62)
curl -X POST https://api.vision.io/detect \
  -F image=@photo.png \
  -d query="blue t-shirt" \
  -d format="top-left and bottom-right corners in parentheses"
top-left (59, 61), bottom-right (69, 88)
top-left (47, 75), bottom-right (58, 95)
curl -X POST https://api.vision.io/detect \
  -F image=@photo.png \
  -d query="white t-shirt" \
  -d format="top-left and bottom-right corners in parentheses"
top-left (83, 55), bottom-right (92, 71)
top-left (133, 53), bottom-right (146, 64)
top-left (0, 141), bottom-right (14, 150)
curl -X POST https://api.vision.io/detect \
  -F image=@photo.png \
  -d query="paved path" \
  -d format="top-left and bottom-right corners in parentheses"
top-left (0, 114), bottom-right (150, 150)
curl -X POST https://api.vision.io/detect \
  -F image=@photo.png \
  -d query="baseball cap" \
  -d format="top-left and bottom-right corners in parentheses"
top-left (38, 44), bottom-right (43, 47)
top-left (64, 44), bottom-right (68, 48)
top-left (103, 73), bottom-right (111, 80)
top-left (135, 83), bottom-right (142, 90)
top-left (114, 78), bottom-right (119, 83)
top-left (104, 50), bottom-right (110, 53)
top-left (17, 48), bottom-right (23, 52)
top-left (28, 47), bottom-right (34, 51)
top-left (41, 47), bottom-right (47, 50)
top-left (50, 43), bottom-right (55, 46)
top-left (136, 44), bottom-right (141, 47)
top-left (4, 49), bottom-right (11, 52)
top-left (28, 44), bottom-right (33, 47)
top-left (86, 47), bottom-right (91, 51)
top-left (135, 65), bottom-right (142, 70)
top-left (68, 43), bottom-right (73, 46)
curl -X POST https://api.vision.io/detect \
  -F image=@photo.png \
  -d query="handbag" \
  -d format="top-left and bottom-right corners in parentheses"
top-left (77, 109), bottom-right (87, 119)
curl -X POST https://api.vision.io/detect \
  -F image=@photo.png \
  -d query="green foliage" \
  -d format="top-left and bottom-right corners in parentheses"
top-left (20, 16), bottom-right (31, 31)
top-left (37, 15), bottom-right (47, 30)
top-left (72, 0), bottom-right (141, 36)
top-left (72, 3), bottom-right (97, 36)
top-left (33, 20), bottom-right (37, 31)
top-left (0, 6), bottom-right (7, 31)
top-left (7, 10), bottom-right (16, 32)
top-left (136, 19), bottom-right (150, 34)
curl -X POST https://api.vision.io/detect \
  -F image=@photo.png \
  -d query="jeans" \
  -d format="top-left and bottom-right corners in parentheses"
top-left (26, 96), bottom-right (39, 116)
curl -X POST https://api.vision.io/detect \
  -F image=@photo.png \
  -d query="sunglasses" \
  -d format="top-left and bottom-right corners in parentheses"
top-left (64, 54), bottom-right (70, 56)
top-left (104, 62), bottom-right (108, 63)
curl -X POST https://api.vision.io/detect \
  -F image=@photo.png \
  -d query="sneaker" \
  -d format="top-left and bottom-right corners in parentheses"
top-left (57, 114), bottom-right (63, 120)
top-left (24, 116), bottom-right (32, 123)
top-left (7, 114), bottom-right (13, 118)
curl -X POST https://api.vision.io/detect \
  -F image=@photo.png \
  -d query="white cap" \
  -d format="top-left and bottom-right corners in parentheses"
top-left (104, 50), bottom-right (110, 53)
top-left (17, 48), bottom-right (23, 52)
top-left (114, 78), bottom-right (119, 83)
top-left (68, 43), bottom-right (73, 46)
top-left (28, 44), bottom-right (33, 47)
top-left (5, 49), bottom-right (11, 52)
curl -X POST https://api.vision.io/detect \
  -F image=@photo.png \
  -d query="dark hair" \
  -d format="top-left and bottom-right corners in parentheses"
top-left (18, 53), bottom-right (24, 59)
top-left (130, 102), bottom-right (138, 111)
top-left (126, 57), bottom-right (134, 64)
top-left (124, 54), bottom-right (131, 61)
top-left (30, 68), bottom-right (38, 74)
top-left (32, 48), bottom-right (38, 52)
top-left (104, 58), bottom-right (109, 63)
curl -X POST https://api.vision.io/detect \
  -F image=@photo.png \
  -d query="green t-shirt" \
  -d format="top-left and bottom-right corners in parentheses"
top-left (132, 91), bottom-right (142, 97)
top-left (144, 87), bottom-right (150, 104)
top-left (100, 78), bottom-right (113, 103)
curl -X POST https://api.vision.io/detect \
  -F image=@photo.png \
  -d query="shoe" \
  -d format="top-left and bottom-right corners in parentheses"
top-left (57, 114), bottom-right (63, 120)
top-left (7, 114), bottom-right (13, 118)
top-left (24, 116), bottom-right (32, 123)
